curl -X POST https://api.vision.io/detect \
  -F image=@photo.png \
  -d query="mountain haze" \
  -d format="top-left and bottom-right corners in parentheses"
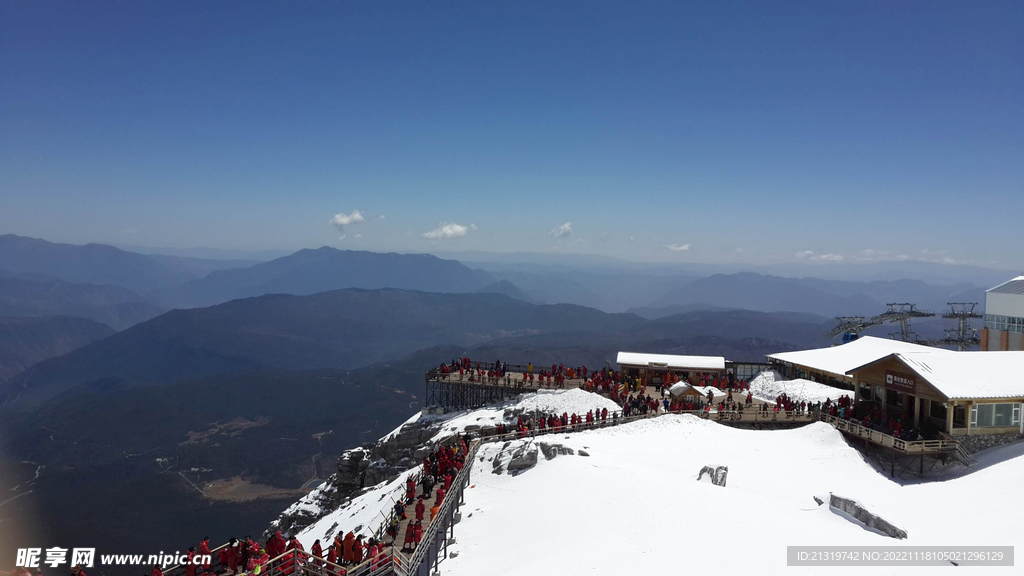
top-left (0, 234), bottom-right (252, 293)
top-left (0, 275), bottom-right (165, 330)
top-left (0, 316), bottom-right (115, 382)
top-left (161, 247), bottom-right (498, 308)
top-left (0, 289), bottom-right (643, 407)
top-left (646, 272), bottom-right (985, 317)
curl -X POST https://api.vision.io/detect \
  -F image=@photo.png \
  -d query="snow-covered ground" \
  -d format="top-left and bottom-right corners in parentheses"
top-left (290, 388), bottom-right (620, 547)
top-left (293, 468), bottom-right (415, 549)
top-left (442, 415), bottom-right (1023, 576)
top-left (427, 388), bottom-right (621, 443)
top-left (749, 370), bottom-right (850, 404)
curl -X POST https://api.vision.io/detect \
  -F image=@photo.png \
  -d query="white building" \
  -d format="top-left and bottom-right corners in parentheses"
top-left (982, 276), bottom-right (1024, 351)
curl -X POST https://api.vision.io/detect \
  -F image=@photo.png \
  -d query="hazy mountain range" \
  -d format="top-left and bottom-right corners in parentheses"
top-left (157, 247), bottom-right (497, 308)
top-left (0, 316), bottom-right (114, 382)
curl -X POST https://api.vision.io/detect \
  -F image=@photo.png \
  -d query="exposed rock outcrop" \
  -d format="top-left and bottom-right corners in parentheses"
top-left (507, 445), bottom-right (539, 473)
top-left (827, 493), bottom-right (908, 540)
top-left (538, 442), bottom-right (575, 460)
top-left (270, 413), bottom-right (459, 537)
top-left (697, 465), bottom-right (729, 487)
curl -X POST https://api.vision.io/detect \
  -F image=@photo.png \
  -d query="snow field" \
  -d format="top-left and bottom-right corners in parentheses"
top-left (429, 388), bottom-right (622, 443)
top-left (749, 370), bottom-right (850, 405)
top-left (443, 414), bottom-right (1024, 576)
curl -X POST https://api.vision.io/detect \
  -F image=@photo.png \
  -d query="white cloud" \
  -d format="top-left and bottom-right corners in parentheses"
top-left (423, 222), bottom-right (473, 239)
top-left (666, 243), bottom-right (691, 252)
top-left (628, 235), bottom-right (635, 242)
top-left (329, 210), bottom-right (365, 230)
top-left (550, 222), bottom-right (572, 238)
top-left (795, 250), bottom-right (843, 262)
top-left (853, 249), bottom-right (890, 262)
top-left (354, 233), bottom-right (363, 239)
top-left (377, 214), bottom-right (386, 220)
top-left (338, 234), bottom-right (346, 240)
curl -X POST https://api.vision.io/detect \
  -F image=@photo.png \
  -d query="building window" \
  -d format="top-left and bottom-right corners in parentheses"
top-left (930, 402), bottom-right (947, 421)
top-left (970, 403), bottom-right (1022, 428)
top-left (953, 406), bottom-right (967, 427)
top-left (984, 314), bottom-right (1024, 333)
top-left (858, 384), bottom-right (871, 401)
top-left (886, 388), bottom-right (903, 408)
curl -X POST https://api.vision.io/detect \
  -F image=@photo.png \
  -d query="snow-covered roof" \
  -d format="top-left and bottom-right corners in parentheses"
top-left (856, 351), bottom-right (1024, 401)
top-left (616, 351), bottom-right (725, 371)
top-left (669, 382), bottom-right (691, 395)
top-left (767, 336), bottom-right (950, 379)
top-left (988, 276), bottom-right (1024, 295)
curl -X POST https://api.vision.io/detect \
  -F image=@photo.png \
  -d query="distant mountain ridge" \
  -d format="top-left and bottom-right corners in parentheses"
top-left (160, 247), bottom-right (498, 308)
top-left (645, 272), bottom-right (984, 318)
top-left (0, 234), bottom-right (253, 294)
top-left (0, 316), bottom-right (115, 383)
top-left (0, 276), bottom-right (165, 330)
top-left (0, 288), bottom-right (642, 407)
top-left (473, 279), bottom-right (536, 303)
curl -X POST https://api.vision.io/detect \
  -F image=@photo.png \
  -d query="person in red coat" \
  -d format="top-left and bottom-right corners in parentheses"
top-left (151, 565), bottom-right (163, 576)
top-left (311, 540), bottom-right (323, 567)
top-left (247, 549), bottom-right (268, 574)
top-left (404, 522), bottom-right (416, 551)
top-left (415, 497), bottom-right (426, 521)
top-left (184, 548), bottom-right (197, 576)
top-left (227, 539), bottom-right (242, 574)
top-left (282, 537), bottom-right (305, 576)
top-left (199, 537), bottom-right (212, 570)
top-left (267, 532), bottom-right (285, 558)
top-left (443, 474), bottom-right (452, 491)
top-left (413, 521), bottom-right (423, 546)
top-left (435, 486), bottom-right (446, 503)
top-left (342, 531), bottom-right (355, 563)
top-left (352, 536), bottom-right (364, 563)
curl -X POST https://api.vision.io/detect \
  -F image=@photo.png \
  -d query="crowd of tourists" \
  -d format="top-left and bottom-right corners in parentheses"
top-left (386, 435), bottom-right (469, 554)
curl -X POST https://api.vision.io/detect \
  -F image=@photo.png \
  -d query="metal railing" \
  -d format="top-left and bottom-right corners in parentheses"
top-left (392, 439), bottom-right (481, 576)
top-left (814, 412), bottom-right (966, 456)
top-left (425, 369), bottom-right (587, 388)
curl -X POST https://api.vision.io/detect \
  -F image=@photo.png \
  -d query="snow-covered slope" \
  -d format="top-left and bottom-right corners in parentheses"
top-left (443, 415), bottom-right (1023, 576)
top-left (427, 389), bottom-right (622, 443)
top-left (749, 370), bottom-right (850, 404)
top-left (291, 468), bottom-right (416, 549)
top-left (277, 388), bottom-right (620, 543)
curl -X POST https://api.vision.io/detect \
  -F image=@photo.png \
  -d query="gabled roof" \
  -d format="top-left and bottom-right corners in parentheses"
top-left (766, 336), bottom-right (950, 379)
top-left (988, 276), bottom-right (1024, 295)
top-left (616, 351), bottom-right (725, 371)
top-left (848, 350), bottom-right (1024, 401)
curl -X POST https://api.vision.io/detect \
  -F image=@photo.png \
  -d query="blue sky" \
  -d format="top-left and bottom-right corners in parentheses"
top-left (2, 1), bottom-right (1021, 267)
